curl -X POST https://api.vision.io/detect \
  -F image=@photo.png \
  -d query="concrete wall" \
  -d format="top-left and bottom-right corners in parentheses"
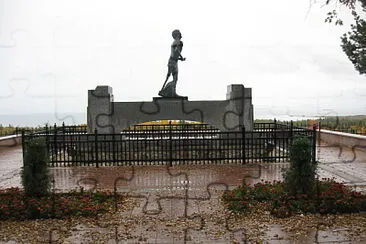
top-left (87, 84), bottom-right (254, 133)
top-left (319, 129), bottom-right (366, 152)
top-left (0, 135), bottom-right (21, 147)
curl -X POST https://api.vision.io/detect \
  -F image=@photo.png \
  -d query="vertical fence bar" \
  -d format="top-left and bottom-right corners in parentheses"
top-left (103, 134), bottom-right (107, 166)
top-left (289, 121), bottom-right (294, 163)
top-left (53, 124), bottom-right (57, 167)
top-left (169, 121), bottom-right (173, 167)
top-left (62, 122), bottom-right (65, 134)
top-left (45, 125), bottom-right (50, 164)
top-left (52, 123), bottom-right (56, 135)
top-left (290, 120), bottom-right (293, 141)
top-left (312, 125), bottom-right (316, 164)
top-left (129, 130), bottom-right (132, 165)
top-left (251, 129), bottom-right (254, 163)
top-left (318, 121), bottom-right (321, 145)
top-left (69, 132), bottom-right (73, 166)
top-left (84, 135), bottom-right (87, 167)
top-left (178, 126), bottom-right (181, 164)
top-left (95, 129), bottom-right (99, 168)
top-left (160, 128), bottom-right (164, 165)
top-left (241, 126), bottom-right (246, 164)
top-left (112, 133), bottom-right (116, 166)
top-left (61, 125), bottom-right (66, 166)
top-left (273, 119), bottom-right (277, 162)
top-left (137, 131), bottom-right (141, 165)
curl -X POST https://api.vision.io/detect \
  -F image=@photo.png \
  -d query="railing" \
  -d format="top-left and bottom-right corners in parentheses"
top-left (22, 122), bottom-right (316, 167)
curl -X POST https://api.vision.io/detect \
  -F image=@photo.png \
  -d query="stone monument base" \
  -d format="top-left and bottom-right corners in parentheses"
top-left (88, 84), bottom-right (253, 133)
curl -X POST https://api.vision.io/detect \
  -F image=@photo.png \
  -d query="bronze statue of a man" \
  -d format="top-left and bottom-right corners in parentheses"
top-left (159, 29), bottom-right (186, 97)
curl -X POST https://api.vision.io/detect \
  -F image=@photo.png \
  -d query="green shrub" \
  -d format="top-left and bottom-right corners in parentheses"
top-left (21, 137), bottom-right (50, 197)
top-left (283, 137), bottom-right (316, 196)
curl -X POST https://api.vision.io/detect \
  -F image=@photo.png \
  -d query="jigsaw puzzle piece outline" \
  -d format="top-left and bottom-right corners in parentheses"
top-left (89, 89), bottom-right (117, 133)
top-left (90, 165), bottom-right (207, 243)
top-left (0, 78), bottom-right (30, 99)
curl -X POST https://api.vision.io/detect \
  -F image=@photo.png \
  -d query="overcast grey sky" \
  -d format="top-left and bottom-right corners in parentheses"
top-left (0, 0), bottom-right (365, 122)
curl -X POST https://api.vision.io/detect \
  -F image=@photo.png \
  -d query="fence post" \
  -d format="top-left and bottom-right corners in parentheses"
top-left (312, 125), bottom-right (317, 164)
top-left (95, 128), bottom-right (99, 168)
top-left (169, 121), bottom-right (173, 167)
top-left (241, 126), bottom-right (246, 164)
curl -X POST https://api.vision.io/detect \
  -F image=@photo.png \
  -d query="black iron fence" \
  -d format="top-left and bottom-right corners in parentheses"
top-left (22, 122), bottom-right (316, 167)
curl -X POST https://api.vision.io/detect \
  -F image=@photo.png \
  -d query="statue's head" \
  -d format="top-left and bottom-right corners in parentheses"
top-left (172, 29), bottom-right (182, 39)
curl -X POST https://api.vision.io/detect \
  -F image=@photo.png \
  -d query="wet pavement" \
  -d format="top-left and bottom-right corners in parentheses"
top-left (1, 142), bottom-right (365, 193)
top-left (1, 141), bottom-right (366, 243)
top-left (0, 145), bottom-right (22, 189)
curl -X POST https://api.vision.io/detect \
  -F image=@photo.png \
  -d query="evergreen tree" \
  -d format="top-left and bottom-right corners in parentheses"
top-left (284, 137), bottom-right (317, 196)
top-left (21, 137), bottom-right (50, 197)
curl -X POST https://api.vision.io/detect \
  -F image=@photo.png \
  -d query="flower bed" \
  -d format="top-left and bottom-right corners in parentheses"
top-left (223, 178), bottom-right (366, 218)
top-left (0, 187), bottom-right (119, 220)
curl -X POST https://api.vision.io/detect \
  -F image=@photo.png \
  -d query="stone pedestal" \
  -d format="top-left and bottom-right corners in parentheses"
top-left (87, 84), bottom-right (254, 133)
top-left (87, 86), bottom-right (114, 133)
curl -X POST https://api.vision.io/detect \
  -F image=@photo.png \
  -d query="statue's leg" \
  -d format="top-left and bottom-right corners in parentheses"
top-left (159, 68), bottom-right (172, 96)
top-left (164, 72), bottom-right (170, 85)
top-left (172, 73), bottom-right (179, 96)
top-left (162, 71), bottom-right (171, 89)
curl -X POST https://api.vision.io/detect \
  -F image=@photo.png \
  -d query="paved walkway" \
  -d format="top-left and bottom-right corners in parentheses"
top-left (1, 142), bottom-right (366, 243)
top-left (1, 142), bottom-right (366, 193)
